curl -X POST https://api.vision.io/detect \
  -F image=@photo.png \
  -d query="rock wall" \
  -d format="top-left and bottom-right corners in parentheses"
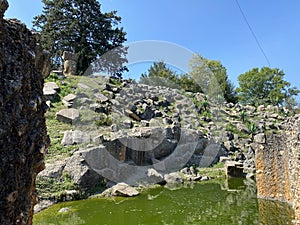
top-left (0, 2), bottom-right (49, 224)
top-left (255, 115), bottom-right (300, 224)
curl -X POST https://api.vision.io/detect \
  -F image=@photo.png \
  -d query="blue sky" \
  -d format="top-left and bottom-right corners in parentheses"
top-left (5, 0), bottom-right (300, 98)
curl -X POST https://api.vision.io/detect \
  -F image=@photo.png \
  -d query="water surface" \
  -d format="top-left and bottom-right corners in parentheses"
top-left (34, 178), bottom-right (295, 225)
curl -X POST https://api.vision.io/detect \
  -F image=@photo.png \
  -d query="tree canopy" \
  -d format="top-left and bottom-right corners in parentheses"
top-left (188, 54), bottom-right (237, 103)
top-left (139, 61), bottom-right (180, 89)
top-left (33, 0), bottom-right (127, 75)
top-left (236, 67), bottom-right (299, 106)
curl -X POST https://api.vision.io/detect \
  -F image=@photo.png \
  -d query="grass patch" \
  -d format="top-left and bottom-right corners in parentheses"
top-left (225, 123), bottom-right (249, 139)
top-left (45, 102), bottom-right (79, 161)
top-left (36, 173), bottom-right (78, 199)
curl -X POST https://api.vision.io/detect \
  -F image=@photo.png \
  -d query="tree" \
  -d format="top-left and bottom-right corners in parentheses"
top-left (33, 0), bottom-right (127, 75)
top-left (139, 61), bottom-right (180, 88)
top-left (236, 67), bottom-right (300, 106)
top-left (188, 54), bottom-right (237, 103)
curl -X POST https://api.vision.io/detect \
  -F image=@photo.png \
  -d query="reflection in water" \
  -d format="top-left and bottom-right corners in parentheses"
top-left (258, 199), bottom-right (295, 225)
top-left (34, 179), bottom-right (295, 225)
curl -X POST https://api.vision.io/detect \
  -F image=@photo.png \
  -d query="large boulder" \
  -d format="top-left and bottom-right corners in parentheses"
top-left (61, 130), bottom-right (91, 146)
top-left (63, 152), bottom-right (104, 191)
top-left (56, 108), bottom-right (80, 123)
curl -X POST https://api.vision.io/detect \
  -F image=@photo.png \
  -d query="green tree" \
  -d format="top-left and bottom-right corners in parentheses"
top-left (236, 67), bottom-right (300, 106)
top-left (188, 54), bottom-right (237, 103)
top-left (33, 0), bottom-right (127, 75)
top-left (139, 61), bottom-right (180, 88)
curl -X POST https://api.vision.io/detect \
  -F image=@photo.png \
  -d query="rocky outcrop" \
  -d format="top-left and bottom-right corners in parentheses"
top-left (0, 3), bottom-right (49, 224)
top-left (255, 115), bottom-right (300, 224)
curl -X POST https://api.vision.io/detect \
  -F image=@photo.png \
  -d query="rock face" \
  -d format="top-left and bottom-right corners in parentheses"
top-left (0, 7), bottom-right (49, 225)
top-left (255, 116), bottom-right (300, 224)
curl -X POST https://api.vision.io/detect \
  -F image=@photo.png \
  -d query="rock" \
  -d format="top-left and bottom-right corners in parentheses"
top-left (198, 143), bottom-right (228, 167)
top-left (219, 156), bottom-right (230, 163)
top-left (38, 161), bottom-right (66, 179)
top-left (62, 94), bottom-right (77, 107)
top-left (61, 130), bottom-right (91, 146)
top-left (246, 173), bottom-right (255, 179)
top-left (164, 172), bottom-right (183, 184)
top-left (147, 168), bottom-right (164, 184)
top-left (111, 183), bottom-right (140, 197)
top-left (125, 109), bottom-right (141, 121)
top-left (200, 176), bottom-right (209, 181)
top-left (254, 133), bottom-right (266, 144)
top-left (0, 15), bottom-right (50, 224)
top-left (56, 108), bottom-right (80, 123)
top-left (43, 82), bottom-right (60, 100)
top-left (34, 200), bottom-right (55, 214)
top-left (257, 105), bottom-right (265, 111)
top-left (123, 120), bottom-right (133, 129)
top-left (44, 81), bottom-right (60, 91)
top-left (63, 152), bottom-right (103, 191)
top-left (94, 93), bottom-right (109, 103)
top-left (58, 207), bottom-right (71, 213)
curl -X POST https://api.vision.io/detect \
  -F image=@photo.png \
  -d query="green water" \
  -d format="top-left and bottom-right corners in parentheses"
top-left (34, 179), bottom-right (295, 225)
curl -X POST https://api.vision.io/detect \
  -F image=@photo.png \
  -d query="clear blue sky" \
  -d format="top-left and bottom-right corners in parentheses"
top-left (5, 0), bottom-right (300, 98)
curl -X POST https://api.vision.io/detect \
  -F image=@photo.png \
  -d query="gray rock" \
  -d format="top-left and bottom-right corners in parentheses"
top-left (44, 82), bottom-right (60, 91)
top-left (38, 161), bottom-right (66, 179)
top-left (61, 130), bottom-right (91, 146)
top-left (56, 108), bottom-right (80, 123)
top-left (164, 172), bottom-right (183, 184)
top-left (62, 93), bottom-right (77, 107)
top-left (43, 82), bottom-right (59, 100)
top-left (94, 92), bottom-right (109, 103)
top-left (63, 152), bottom-right (103, 191)
top-left (147, 168), bottom-right (164, 184)
top-left (254, 133), bottom-right (266, 144)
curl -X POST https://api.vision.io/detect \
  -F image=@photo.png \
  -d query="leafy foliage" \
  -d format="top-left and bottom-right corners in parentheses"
top-left (33, 0), bottom-right (127, 75)
top-left (188, 54), bottom-right (237, 103)
top-left (236, 67), bottom-right (300, 106)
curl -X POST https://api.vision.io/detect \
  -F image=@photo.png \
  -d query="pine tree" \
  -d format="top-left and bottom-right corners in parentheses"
top-left (33, 0), bottom-right (127, 75)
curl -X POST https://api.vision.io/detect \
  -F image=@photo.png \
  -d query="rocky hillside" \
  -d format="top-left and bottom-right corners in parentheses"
top-left (36, 72), bottom-right (292, 208)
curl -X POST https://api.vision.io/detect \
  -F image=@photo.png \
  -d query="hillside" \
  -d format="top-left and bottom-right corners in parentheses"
top-left (36, 72), bottom-right (292, 209)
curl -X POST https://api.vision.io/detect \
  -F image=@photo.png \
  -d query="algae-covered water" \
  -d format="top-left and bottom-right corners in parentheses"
top-left (33, 178), bottom-right (295, 225)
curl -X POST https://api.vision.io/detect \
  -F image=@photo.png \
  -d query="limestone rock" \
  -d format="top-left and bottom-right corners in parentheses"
top-left (56, 108), bottom-right (80, 123)
top-left (110, 183), bottom-right (140, 197)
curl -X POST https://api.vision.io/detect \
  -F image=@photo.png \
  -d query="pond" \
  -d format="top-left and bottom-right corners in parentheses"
top-left (33, 178), bottom-right (295, 225)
